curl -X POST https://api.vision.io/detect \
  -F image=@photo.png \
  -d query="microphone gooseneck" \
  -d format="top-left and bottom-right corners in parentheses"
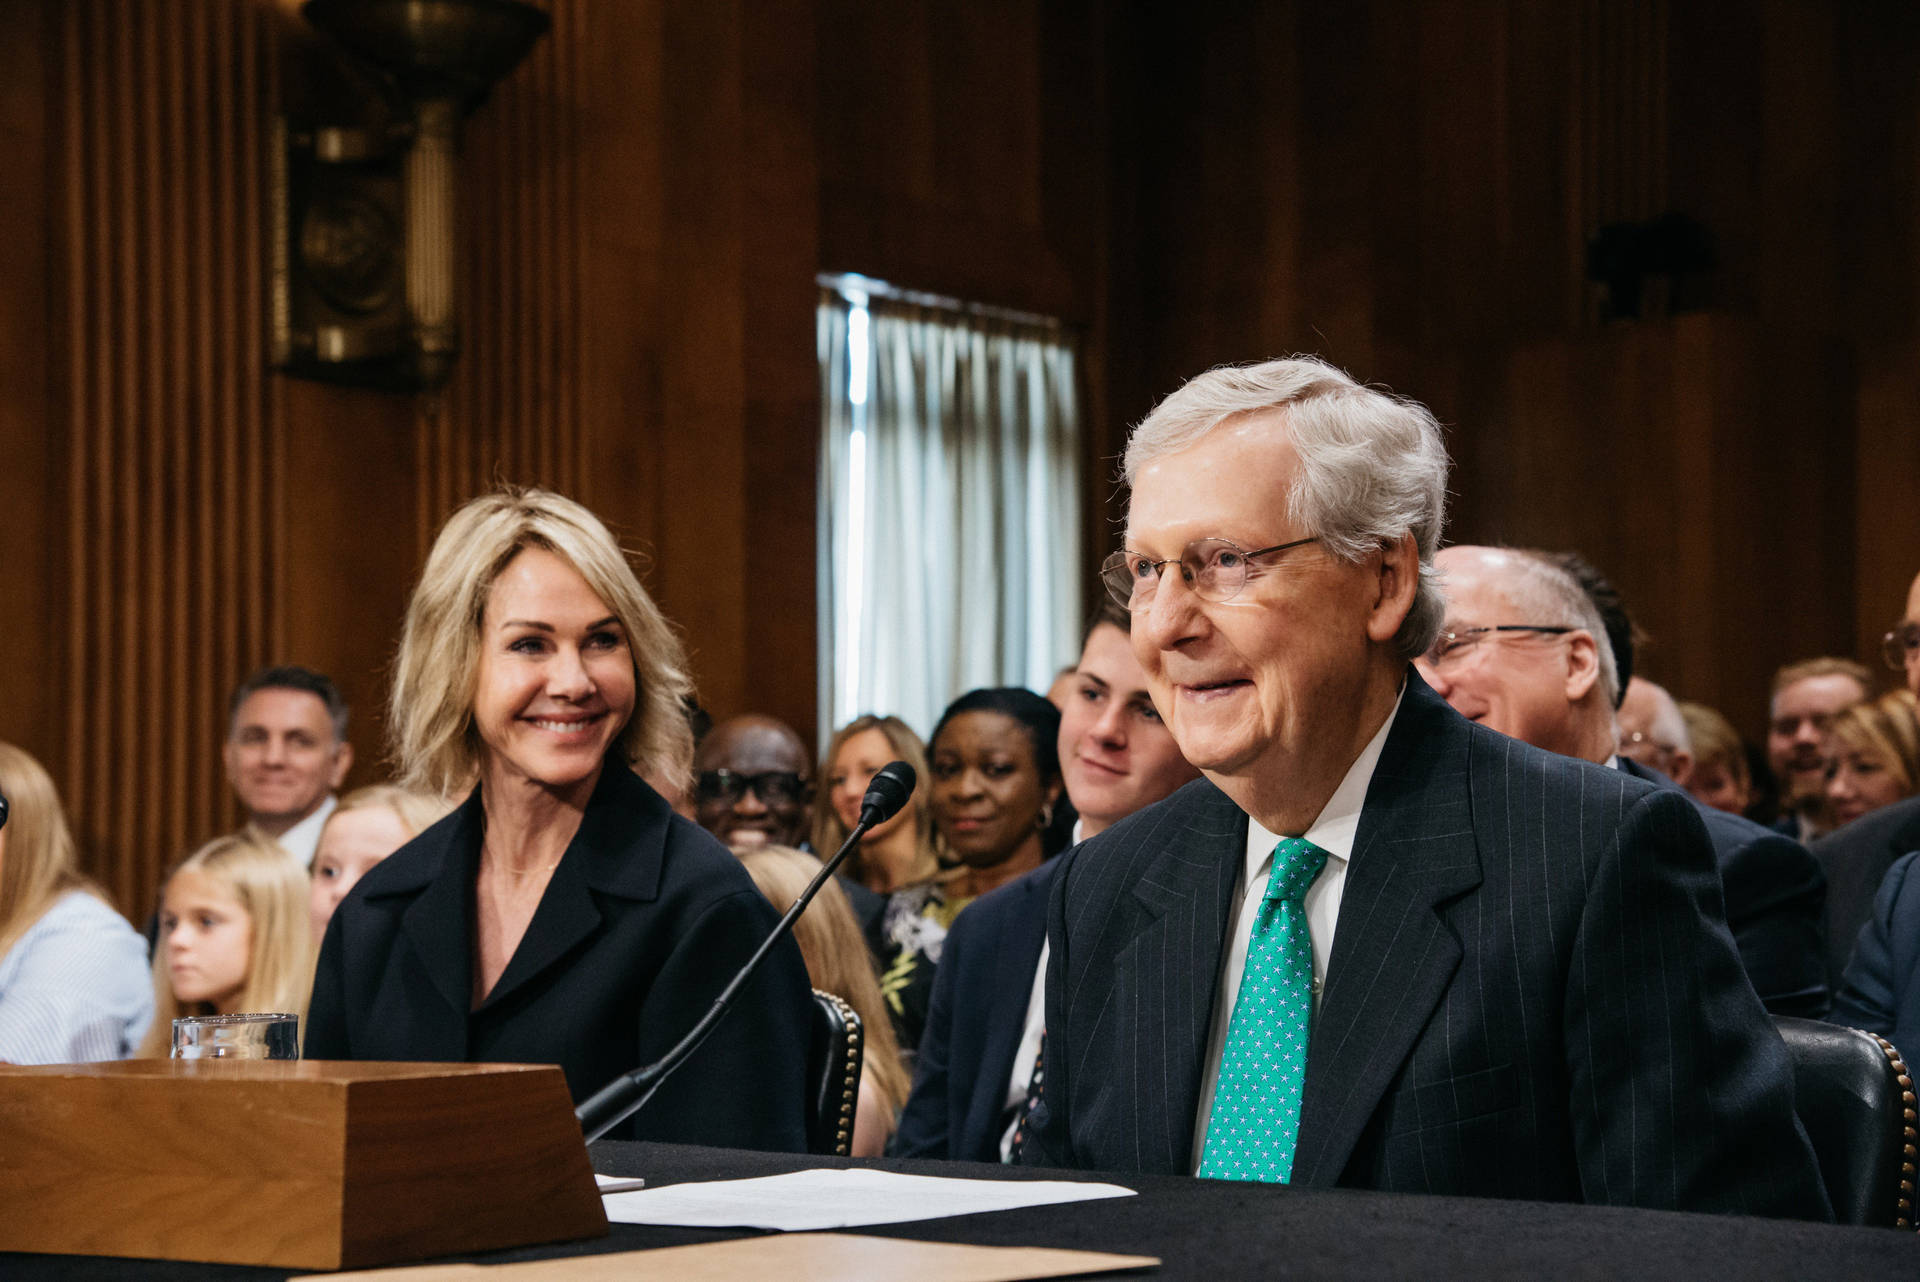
top-left (573, 760), bottom-right (918, 1143)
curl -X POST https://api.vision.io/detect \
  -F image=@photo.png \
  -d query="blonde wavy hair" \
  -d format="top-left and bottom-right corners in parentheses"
top-left (1830, 690), bottom-right (1920, 801)
top-left (389, 487), bottom-right (695, 798)
top-left (809, 715), bottom-right (939, 887)
top-left (138, 831), bottom-right (313, 1057)
top-left (326, 783), bottom-right (454, 841)
top-left (0, 742), bottom-right (106, 963)
top-left (736, 846), bottom-right (912, 1118)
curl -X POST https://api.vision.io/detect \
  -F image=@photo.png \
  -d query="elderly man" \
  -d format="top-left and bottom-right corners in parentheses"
top-left (896, 600), bottom-right (1199, 1161)
top-left (1420, 548), bottom-right (1827, 1018)
top-left (1768, 658), bottom-right (1872, 842)
top-left (1018, 357), bottom-right (1825, 1220)
top-left (1815, 569), bottom-right (1920, 987)
top-left (225, 666), bottom-right (354, 866)
top-left (691, 715), bottom-right (815, 850)
top-left (1617, 676), bottom-right (1694, 783)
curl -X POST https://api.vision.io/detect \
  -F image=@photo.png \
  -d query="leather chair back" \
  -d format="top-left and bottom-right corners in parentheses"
top-left (805, 989), bottom-right (865, 1156)
top-left (1774, 1015), bottom-right (1916, 1228)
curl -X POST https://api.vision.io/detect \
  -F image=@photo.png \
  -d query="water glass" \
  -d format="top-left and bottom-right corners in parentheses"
top-left (170, 1012), bottom-right (300, 1060)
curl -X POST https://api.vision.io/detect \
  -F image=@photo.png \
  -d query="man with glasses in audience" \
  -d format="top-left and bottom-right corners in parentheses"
top-left (1814, 569), bottom-right (1920, 987)
top-left (1017, 356), bottom-right (1825, 1220)
top-left (691, 715), bottom-right (816, 850)
top-left (1418, 546), bottom-right (1827, 1018)
top-left (1767, 658), bottom-right (1872, 843)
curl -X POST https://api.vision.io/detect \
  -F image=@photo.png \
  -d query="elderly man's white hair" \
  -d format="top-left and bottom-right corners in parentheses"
top-left (1495, 549), bottom-right (1623, 710)
top-left (1124, 356), bottom-right (1450, 660)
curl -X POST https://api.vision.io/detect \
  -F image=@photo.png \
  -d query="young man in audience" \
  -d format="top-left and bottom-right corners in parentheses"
top-left (1814, 567), bottom-right (1920, 988)
top-left (894, 599), bottom-right (1198, 1161)
top-left (1419, 547), bottom-right (1828, 1018)
top-left (224, 666), bottom-right (354, 867)
top-left (1015, 358), bottom-right (1824, 1219)
top-left (1768, 657), bottom-right (1872, 843)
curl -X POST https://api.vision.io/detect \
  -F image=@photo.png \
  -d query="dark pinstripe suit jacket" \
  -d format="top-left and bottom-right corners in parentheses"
top-left (1020, 675), bottom-right (1830, 1220)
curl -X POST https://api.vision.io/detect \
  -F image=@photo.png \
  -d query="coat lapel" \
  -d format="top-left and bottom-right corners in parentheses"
top-left (392, 795), bottom-right (482, 1054)
top-left (1116, 782), bottom-right (1246, 1169)
top-left (1291, 675), bottom-right (1482, 1186)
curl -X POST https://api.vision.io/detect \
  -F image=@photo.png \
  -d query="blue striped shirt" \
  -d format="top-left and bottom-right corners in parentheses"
top-left (0, 891), bottom-right (154, 1063)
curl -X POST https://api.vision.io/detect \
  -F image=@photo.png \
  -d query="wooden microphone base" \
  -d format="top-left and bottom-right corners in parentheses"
top-left (0, 1059), bottom-right (607, 1271)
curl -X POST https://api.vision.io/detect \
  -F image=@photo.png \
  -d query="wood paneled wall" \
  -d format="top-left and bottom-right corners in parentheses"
top-left (3, 0), bottom-right (1918, 916)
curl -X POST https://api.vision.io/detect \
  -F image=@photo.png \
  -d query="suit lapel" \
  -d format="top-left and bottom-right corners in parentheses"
top-left (1117, 783), bottom-right (1246, 1169)
top-left (1291, 676), bottom-right (1482, 1186)
top-left (976, 863), bottom-right (1056, 1122)
top-left (395, 796), bottom-right (481, 1053)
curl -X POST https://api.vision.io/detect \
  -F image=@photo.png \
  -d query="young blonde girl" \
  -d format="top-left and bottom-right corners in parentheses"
top-left (138, 831), bottom-right (313, 1057)
top-left (309, 784), bottom-right (453, 945)
top-left (736, 845), bottom-right (911, 1157)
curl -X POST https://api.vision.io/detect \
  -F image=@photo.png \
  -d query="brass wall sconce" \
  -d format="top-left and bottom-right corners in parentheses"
top-left (271, 0), bottom-right (549, 392)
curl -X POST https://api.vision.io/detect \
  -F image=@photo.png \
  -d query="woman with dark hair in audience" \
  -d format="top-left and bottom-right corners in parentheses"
top-left (306, 487), bottom-right (812, 1149)
top-left (0, 742), bottom-right (152, 1063)
top-left (1823, 690), bottom-right (1920, 832)
top-left (875, 687), bottom-right (1063, 1059)
top-left (813, 715), bottom-right (940, 896)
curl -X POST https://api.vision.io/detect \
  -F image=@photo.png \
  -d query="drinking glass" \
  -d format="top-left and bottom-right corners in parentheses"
top-left (170, 1012), bottom-right (300, 1060)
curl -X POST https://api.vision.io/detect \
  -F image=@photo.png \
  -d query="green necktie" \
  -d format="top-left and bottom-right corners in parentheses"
top-left (1197, 835), bottom-right (1328, 1183)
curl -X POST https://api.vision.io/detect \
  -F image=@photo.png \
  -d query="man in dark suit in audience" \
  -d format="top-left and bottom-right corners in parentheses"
top-left (1018, 357), bottom-right (1828, 1220)
top-left (895, 599), bottom-right (1198, 1161)
top-left (1419, 548), bottom-right (1828, 1018)
top-left (1816, 567), bottom-right (1920, 986)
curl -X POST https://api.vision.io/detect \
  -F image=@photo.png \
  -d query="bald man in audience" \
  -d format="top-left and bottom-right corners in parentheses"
top-left (1768, 658), bottom-right (1872, 843)
top-left (1616, 676), bottom-right (1694, 786)
top-left (894, 600), bottom-right (1199, 1161)
top-left (692, 715), bottom-right (817, 850)
top-left (1813, 568), bottom-right (1920, 987)
top-left (1421, 547), bottom-right (1827, 1017)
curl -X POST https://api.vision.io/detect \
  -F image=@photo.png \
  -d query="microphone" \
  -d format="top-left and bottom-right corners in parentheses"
top-left (574, 760), bottom-right (917, 1143)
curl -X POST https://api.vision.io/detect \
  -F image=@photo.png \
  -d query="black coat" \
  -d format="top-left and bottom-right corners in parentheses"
top-left (1019, 674), bottom-right (1829, 1220)
top-left (306, 763), bottom-right (812, 1150)
top-left (1814, 793), bottom-right (1920, 989)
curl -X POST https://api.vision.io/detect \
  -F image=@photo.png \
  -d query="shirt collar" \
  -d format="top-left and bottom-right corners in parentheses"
top-left (1242, 683), bottom-right (1406, 882)
top-left (272, 793), bottom-right (339, 867)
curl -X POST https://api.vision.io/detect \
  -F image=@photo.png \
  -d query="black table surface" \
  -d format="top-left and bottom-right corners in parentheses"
top-left (6, 1142), bottom-right (1917, 1280)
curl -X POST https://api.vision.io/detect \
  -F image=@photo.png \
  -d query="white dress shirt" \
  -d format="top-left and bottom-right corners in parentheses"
top-left (996, 819), bottom-right (1082, 1160)
top-left (1189, 688), bottom-right (1405, 1172)
top-left (259, 793), bottom-right (338, 868)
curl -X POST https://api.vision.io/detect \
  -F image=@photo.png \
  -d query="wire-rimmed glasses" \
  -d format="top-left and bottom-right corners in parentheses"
top-left (1422, 625), bottom-right (1574, 670)
top-left (1883, 622), bottom-right (1920, 672)
top-left (1100, 536), bottom-right (1320, 612)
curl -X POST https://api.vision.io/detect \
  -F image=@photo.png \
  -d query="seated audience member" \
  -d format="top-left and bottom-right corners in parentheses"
top-left (0, 743), bottom-right (152, 1063)
top-left (1823, 691), bottom-right (1920, 832)
top-left (815, 715), bottom-right (940, 896)
top-left (1767, 657), bottom-right (1872, 842)
top-left (736, 845), bottom-right (910, 1157)
top-left (1679, 701), bottom-right (1756, 816)
top-left (309, 785), bottom-right (452, 945)
top-left (879, 688), bottom-right (1063, 1059)
top-left (1831, 849), bottom-right (1920, 1071)
top-left (1616, 676), bottom-right (1694, 784)
top-left (139, 831), bottom-right (311, 1056)
top-left (305, 488), bottom-right (811, 1149)
top-left (224, 666), bottom-right (355, 866)
top-left (1813, 569), bottom-right (1920, 990)
top-left (692, 715), bottom-right (815, 850)
top-left (1421, 546), bottom-right (1828, 1017)
top-left (1017, 358), bottom-right (1822, 1218)
top-left (896, 601), bottom-right (1199, 1160)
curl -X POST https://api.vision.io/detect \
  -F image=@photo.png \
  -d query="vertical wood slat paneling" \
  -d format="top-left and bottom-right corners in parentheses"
top-left (56, 0), bottom-right (280, 917)
top-left (416, 0), bottom-right (584, 525)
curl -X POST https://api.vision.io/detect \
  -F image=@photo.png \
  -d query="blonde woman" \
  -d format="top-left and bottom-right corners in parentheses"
top-left (812, 715), bottom-right (940, 895)
top-left (305, 487), bottom-right (812, 1150)
top-left (1825, 690), bottom-right (1920, 831)
top-left (138, 830), bottom-right (311, 1057)
top-left (309, 785), bottom-right (453, 945)
top-left (0, 743), bottom-right (152, 1063)
top-left (737, 846), bottom-right (911, 1157)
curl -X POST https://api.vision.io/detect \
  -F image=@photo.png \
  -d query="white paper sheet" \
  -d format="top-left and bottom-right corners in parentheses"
top-left (600, 1168), bottom-right (1135, 1231)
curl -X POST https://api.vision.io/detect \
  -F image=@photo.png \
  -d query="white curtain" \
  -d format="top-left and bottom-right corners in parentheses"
top-left (817, 285), bottom-right (1083, 743)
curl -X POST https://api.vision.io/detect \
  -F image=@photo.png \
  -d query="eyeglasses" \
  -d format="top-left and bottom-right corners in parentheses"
top-left (1884, 622), bottom-right (1920, 671)
top-left (1422, 625), bottom-right (1574, 669)
top-left (1618, 729), bottom-right (1677, 756)
top-left (1100, 536), bottom-right (1319, 611)
top-left (693, 769), bottom-right (810, 807)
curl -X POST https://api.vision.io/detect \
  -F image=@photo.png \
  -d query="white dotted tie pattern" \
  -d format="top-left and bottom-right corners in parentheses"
top-left (1197, 836), bottom-right (1327, 1183)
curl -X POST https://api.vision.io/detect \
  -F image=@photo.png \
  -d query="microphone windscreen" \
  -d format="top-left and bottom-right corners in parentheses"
top-left (858, 761), bottom-right (917, 826)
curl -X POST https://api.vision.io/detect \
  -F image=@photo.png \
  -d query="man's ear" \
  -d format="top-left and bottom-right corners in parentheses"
top-left (1668, 750), bottom-right (1696, 788)
top-left (1364, 533), bottom-right (1421, 645)
top-left (328, 740), bottom-right (355, 790)
top-left (1563, 631), bottom-right (1602, 703)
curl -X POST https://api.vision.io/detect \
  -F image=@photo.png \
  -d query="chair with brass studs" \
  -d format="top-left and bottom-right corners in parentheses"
top-left (1773, 1016), bottom-right (1918, 1228)
top-left (804, 990), bottom-right (866, 1157)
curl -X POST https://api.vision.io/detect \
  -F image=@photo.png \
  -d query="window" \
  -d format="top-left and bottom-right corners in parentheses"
top-left (817, 274), bottom-right (1083, 742)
